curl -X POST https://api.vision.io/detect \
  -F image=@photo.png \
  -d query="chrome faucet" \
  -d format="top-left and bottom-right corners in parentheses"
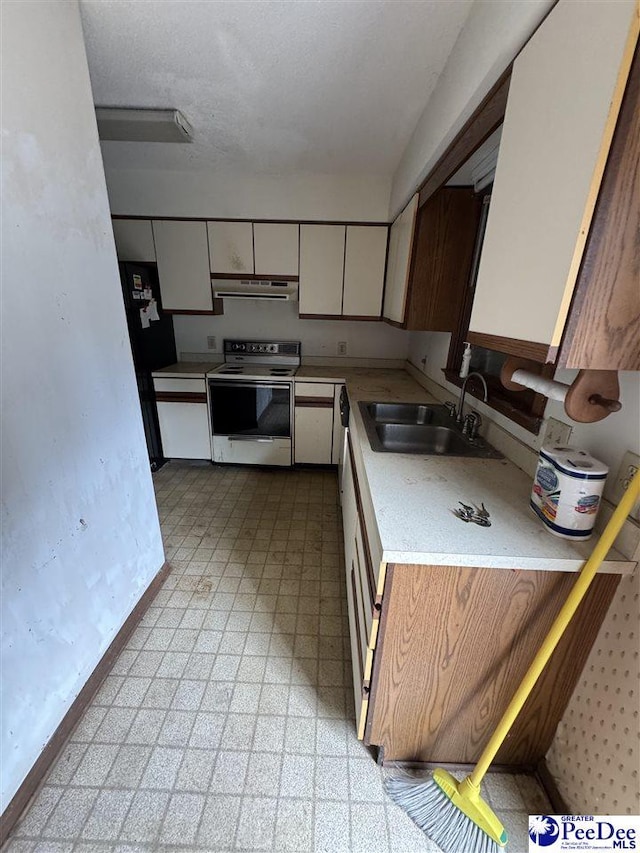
top-left (456, 372), bottom-right (488, 424)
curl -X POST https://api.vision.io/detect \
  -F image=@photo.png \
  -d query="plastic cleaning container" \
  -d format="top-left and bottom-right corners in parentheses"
top-left (530, 446), bottom-right (608, 540)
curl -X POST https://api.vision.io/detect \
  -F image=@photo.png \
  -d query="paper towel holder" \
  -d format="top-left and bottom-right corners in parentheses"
top-left (500, 357), bottom-right (622, 423)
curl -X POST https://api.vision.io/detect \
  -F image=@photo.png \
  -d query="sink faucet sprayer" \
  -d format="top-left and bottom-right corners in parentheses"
top-left (455, 372), bottom-right (488, 424)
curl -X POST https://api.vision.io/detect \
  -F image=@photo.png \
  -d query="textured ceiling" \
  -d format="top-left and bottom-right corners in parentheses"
top-left (80, 0), bottom-right (473, 175)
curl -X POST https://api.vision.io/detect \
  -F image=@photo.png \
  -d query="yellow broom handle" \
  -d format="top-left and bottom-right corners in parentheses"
top-left (470, 468), bottom-right (640, 787)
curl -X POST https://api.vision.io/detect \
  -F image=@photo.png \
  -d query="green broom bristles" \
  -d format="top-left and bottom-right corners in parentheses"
top-left (384, 773), bottom-right (502, 853)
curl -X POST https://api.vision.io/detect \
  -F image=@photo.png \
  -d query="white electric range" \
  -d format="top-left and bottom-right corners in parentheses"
top-left (207, 340), bottom-right (301, 466)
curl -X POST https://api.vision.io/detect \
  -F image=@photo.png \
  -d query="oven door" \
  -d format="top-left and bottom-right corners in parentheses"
top-left (208, 380), bottom-right (292, 466)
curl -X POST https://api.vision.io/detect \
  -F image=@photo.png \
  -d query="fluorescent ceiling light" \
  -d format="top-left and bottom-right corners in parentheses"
top-left (95, 108), bottom-right (193, 143)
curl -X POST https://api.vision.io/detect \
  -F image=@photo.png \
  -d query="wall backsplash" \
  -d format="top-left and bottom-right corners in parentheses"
top-left (174, 300), bottom-right (410, 361)
top-left (408, 330), bottom-right (640, 498)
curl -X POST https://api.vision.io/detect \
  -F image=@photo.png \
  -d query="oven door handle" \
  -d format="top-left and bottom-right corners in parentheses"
top-left (227, 435), bottom-right (274, 443)
top-left (208, 381), bottom-right (290, 391)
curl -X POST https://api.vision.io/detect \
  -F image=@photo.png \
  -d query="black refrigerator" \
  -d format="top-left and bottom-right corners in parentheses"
top-left (120, 262), bottom-right (177, 471)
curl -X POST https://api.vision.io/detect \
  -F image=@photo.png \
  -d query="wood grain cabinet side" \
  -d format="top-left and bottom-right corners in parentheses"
top-left (404, 187), bottom-right (482, 332)
top-left (365, 562), bottom-right (619, 765)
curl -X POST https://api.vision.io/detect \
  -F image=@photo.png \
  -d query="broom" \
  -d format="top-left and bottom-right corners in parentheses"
top-left (385, 468), bottom-right (640, 853)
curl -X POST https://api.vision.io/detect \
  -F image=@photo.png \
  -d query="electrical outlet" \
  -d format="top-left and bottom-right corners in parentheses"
top-left (337, 341), bottom-right (347, 356)
top-left (610, 451), bottom-right (640, 522)
top-left (543, 417), bottom-right (573, 448)
top-left (207, 336), bottom-right (217, 351)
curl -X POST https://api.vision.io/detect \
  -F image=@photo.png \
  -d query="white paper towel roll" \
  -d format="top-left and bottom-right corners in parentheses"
top-left (511, 369), bottom-right (568, 402)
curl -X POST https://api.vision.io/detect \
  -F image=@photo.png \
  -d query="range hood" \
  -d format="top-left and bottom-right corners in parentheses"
top-left (213, 280), bottom-right (298, 301)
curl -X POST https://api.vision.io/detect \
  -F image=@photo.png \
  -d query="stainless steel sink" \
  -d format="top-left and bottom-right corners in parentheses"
top-left (364, 402), bottom-right (435, 425)
top-left (358, 401), bottom-right (503, 458)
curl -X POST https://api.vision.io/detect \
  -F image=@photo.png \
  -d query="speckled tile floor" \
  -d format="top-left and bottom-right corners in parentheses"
top-left (4, 462), bottom-right (551, 853)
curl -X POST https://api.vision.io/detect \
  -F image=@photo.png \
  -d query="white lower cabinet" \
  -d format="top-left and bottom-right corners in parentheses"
top-left (294, 381), bottom-right (343, 464)
top-left (156, 402), bottom-right (211, 460)
top-left (294, 406), bottom-right (334, 464)
top-left (153, 377), bottom-right (211, 460)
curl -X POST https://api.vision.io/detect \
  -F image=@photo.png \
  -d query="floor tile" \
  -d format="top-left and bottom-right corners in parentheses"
top-left (3, 464), bottom-right (555, 853)
top-left (314, 800), bottom-right (350, 853)
top-left (236, 797), bottom-right (277, 851)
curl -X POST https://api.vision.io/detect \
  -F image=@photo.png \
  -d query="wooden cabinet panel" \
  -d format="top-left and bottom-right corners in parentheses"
top-left (383, 194), bottom-right (418, 324)
top-left (294, 405), bottom-right (333, 464)
top-left (157, 401), bottom-right (211, 459)
top-left (207, 221), bottom-right (254, 275)
top-left (152, 221), bottom-right (213, 312)
top-left (366, 563), bottom-right (619, 764)
top-left (405, 188), bottom-right (481, 332)
top-left (112, 219), bottom-right (156, 262)
top-left (299, 225), bottom-right (346, 316)
top-left (342, 226), bottom-right (388, 318)
top-left (253, 223), bottom-right (299, 276)
top-left (557, 47), bottom-right (640, 370)
top-left (469, 0), bottom-right (637, 348)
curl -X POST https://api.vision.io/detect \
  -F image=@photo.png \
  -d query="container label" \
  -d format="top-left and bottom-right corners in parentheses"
top-left (575, 495), bottom-right (601, 515)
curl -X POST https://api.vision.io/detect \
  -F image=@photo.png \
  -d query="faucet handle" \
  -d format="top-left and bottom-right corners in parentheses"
top-left (462, 411), bottom-right (482, 439)
top-left (444, 401), bottom-right (457, 418)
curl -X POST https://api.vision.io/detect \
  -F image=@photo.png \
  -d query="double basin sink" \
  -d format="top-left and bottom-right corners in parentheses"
top-left (359, 401), bottom-right (503, 458)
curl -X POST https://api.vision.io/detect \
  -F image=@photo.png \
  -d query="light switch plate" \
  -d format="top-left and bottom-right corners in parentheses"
top-left (543, 417), bottom-right (573, 448)
top-left (207, 336), bottom-right (217, 351)
top-left (610, 450), bottom-right (640, 522)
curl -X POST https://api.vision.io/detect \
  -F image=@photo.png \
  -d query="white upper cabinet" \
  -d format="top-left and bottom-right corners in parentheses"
top-left (152, 220), bottom-right (213, 312)
top-left (382, 194), bottom-right (418, 324)
top-left (342, 226), bottom-right (388, 317)
top-left (469, 0), bottom-right (637, 348)
top-left (207, 221), bottom-right (254, 275)
top-left (299, 225), bottom-right (346, 316)
top-left (112, 219), bottom-right (156, 262)
top-left (253, 223), bottom-right (299, 276)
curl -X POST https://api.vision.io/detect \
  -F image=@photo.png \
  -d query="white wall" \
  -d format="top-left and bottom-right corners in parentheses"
top-left (105, 168), bottom-right (391, 222)
top-left (0, 1), bottom-right (165, 811)
top-left (390, 0), bottom-right (553, 218)
top-left (175, 301), bottom-right (409, 362)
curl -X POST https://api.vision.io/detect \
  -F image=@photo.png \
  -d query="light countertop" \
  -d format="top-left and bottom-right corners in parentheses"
top-left (152, 362), bottom-right (218, 379)
top-left (342, 371), bottom-right (634, 575)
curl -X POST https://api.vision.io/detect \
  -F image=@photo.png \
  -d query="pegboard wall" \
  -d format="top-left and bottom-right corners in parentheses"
top-left (546, 569), bottom-right (639, 814)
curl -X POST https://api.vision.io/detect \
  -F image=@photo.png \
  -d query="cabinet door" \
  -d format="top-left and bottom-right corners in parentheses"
top-left (156, 402), bottom-right (211, 459)
top-left (294, 406), bottom-right (333, 464)
top-left (469, 0), bottom-right (637, 350)
top-left (382, 194), bottom-right (418, 324)
top-left (152, 221), bottom-right (213, 312)
top-left (112, 219), bottom-right (156, 262)
top-left (253, 223), bottom-right (299, 276)
top-left (343, 226), bottom-right (387, 318)
top-left (207, 221), bottom-right (254, 274)
top-left (332, 384), bottom-right (345, 465)
top-left (299, 225), bottom-right (346, 316)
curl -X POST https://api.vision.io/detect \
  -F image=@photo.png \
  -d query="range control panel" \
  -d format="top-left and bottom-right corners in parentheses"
top-left (224, 340), bottom-right (300, 357)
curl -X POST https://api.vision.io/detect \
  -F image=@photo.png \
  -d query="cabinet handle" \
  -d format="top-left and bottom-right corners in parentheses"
top-left (227, 435), bottom-right (274, 443)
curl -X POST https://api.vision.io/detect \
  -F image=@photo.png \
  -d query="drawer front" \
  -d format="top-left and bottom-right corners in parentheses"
top-left (153, 377), bottom-right (207, 394)
top-left (294, 381), bottom-right (335, 400)
top-left (212, 436), bottom-right (292, 467)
